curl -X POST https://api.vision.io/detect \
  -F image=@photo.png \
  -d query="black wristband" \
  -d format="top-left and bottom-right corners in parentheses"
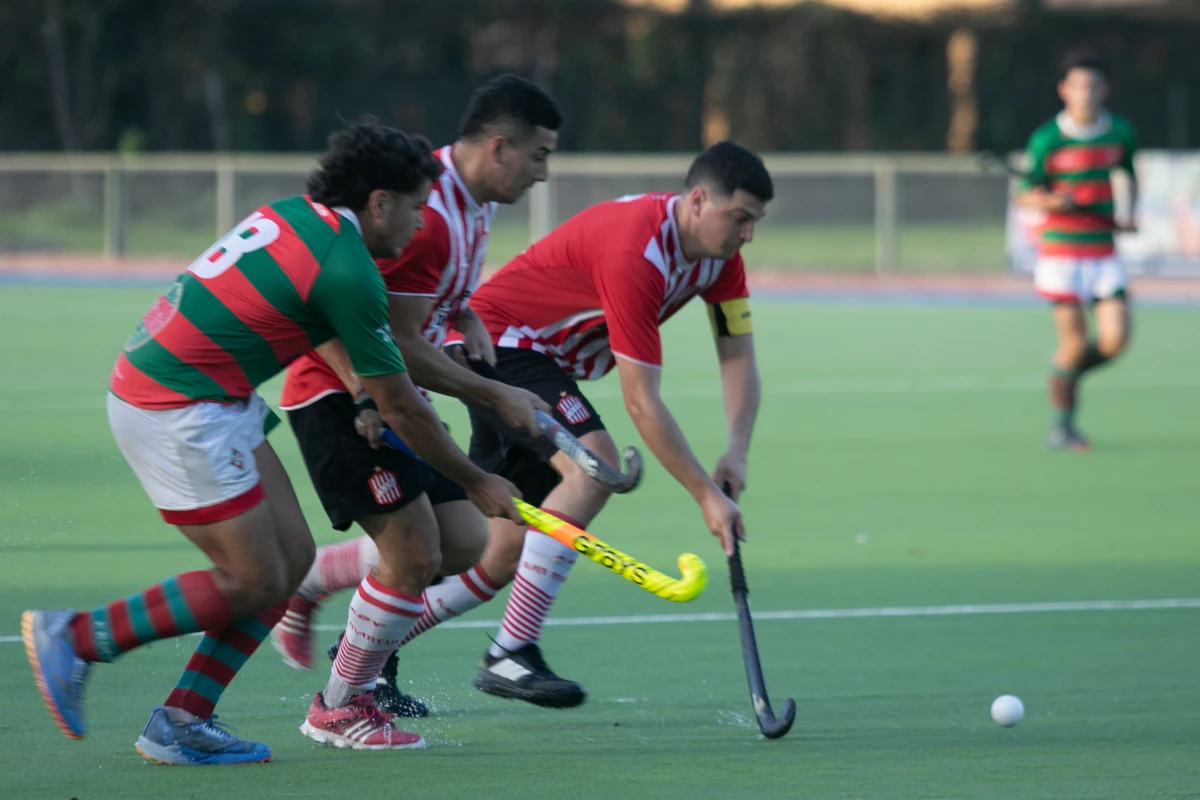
top-left (354, 395), bottom-right (378, 413)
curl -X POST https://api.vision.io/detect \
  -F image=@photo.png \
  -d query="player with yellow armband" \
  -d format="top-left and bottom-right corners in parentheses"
top-left (448, 141), bottom-right (772, 708)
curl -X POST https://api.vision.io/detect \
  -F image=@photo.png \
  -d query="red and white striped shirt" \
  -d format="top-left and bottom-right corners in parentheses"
top-left (280, 146), bottom-right (496, 409)
top-left (469, 193), bottom-right (748, 380)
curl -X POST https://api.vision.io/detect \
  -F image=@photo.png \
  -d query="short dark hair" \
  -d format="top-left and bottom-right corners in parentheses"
top-left (307, 120), bottom-right (441, 211)
top-left (684, 141), bottom-right (774, 203)
top-left (458, 74), bottom-right (563, 141)
top-left (1060, 48), bottom-right (1108, 82)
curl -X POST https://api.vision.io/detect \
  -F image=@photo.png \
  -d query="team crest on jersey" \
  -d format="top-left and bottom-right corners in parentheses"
top-left (368, 468), bottom-right (403, 505)
top-left (230, 449), bottom-right (245, 470)
top-left (375, 324), bottom-right (396, 345)
top-left (125, 280), bottom-right (183, 351)
top-left (557, 393), bottom-right (591, 425)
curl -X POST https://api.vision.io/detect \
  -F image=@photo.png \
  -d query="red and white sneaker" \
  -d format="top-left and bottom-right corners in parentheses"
top-left (271, 594), bottom-right (323, 671)
top-left (299, 692), bottom-right (425, 750)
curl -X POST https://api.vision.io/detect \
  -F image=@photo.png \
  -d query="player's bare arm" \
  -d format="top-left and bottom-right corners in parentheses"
top-left (615, 356), bottom-right (743, 556)
top-left (711, 332), bottom-right (761, 501)
top-left (387, 293), bottom-right (549, 435)
top-left (360, 370), bottom-right (522, 524)
top-left (453, 306), bottom-right (497, 365)
top-left (1016, 187), bottom-right (1076, 213)
top-left (1121, 172), bottom-right (1140, 233)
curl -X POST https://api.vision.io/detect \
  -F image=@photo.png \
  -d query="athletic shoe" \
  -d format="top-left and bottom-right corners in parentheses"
top-left (1047, 424), bottom-right (1091, 452)
top-left (375, 653), bottom-right (430, 718)
top-left (135, 707), bottom-right (272, 765)
top-left (473, 643), bottom-right (586, 709)
top-left (271, 594), bottom-right (322, 671)
top-left (299, 692), bottom-right (426, 750)
top-left (326, 634), bottom-right (429, 717)
top-left (22, 610), bottom-right (91, 740)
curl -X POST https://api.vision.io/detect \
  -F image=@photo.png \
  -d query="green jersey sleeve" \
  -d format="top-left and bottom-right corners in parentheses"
top-left (1021, 124), bottom-right (1056, 192)
top-left (1118, 118), bottom-right (1138, 174)
top-left (309, 233), bottom-right (407, 378)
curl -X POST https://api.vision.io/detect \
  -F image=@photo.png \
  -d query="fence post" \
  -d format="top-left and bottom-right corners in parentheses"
top-left (102, 166), bottom-right (126, 258)
top-left (528, 176), bottom-right (554, 243)
top-left (874, 162), bottom-right (899, 274)
top-left (215, 156), bottom-right (236, 238)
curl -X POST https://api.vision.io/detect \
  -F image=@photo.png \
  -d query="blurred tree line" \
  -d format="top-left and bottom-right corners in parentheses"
top-left (1, 0), bottom-right (1199, 153)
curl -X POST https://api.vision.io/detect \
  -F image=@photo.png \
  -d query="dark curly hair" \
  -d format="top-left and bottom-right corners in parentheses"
top-left (307, 120), bottom-right (442, 211)
top-left (685, 141), bottom-right (773, 203)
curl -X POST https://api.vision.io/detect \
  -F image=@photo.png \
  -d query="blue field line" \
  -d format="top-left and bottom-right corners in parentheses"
top-left (3, 597), bottom-right (1198, 644)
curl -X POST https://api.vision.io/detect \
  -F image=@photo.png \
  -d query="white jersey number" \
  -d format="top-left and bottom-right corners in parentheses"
top-left (187, 212), bottom-right (281, 280)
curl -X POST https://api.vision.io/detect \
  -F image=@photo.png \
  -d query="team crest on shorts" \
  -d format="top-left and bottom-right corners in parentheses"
top-left (557, 393), bottom-right (591, 425)
top-left (368, 468), bottom-right (403, 505)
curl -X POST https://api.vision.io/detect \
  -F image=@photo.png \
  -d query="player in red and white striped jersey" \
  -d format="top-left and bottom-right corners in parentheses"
top-left (463, 142), bottom-right (772, 706)
top-left (269, 77), bottom-right (565, 720)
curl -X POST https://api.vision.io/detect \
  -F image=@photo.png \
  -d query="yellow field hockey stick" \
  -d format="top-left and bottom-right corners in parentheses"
top-left (515, 499), bottom-right (707, 603)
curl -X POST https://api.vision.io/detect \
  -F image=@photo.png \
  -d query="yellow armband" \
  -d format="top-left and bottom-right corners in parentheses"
top-left (706, 298), bottom-right (753, 337)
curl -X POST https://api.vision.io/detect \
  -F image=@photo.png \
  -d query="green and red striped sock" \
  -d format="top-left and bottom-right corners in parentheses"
top-left (1048, 366), bottom-right (1078, 428)
top-left (165, 599), bottom-right (288, 719)
top-left (69, 571), bottom-right (232, 663)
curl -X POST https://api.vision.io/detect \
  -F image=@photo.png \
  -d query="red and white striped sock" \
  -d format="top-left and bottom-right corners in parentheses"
top-left (398, 564), bottom-right (501, 647)
top-left (297, 535), bottom-right (379, 601)
top-left (324, 574), bottom-right (422, 707)
top-left (489, 515), bottom-right (581, 657)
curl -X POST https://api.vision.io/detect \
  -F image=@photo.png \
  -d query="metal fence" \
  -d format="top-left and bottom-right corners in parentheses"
top-left (0, 153), bottom-right (1010, 273)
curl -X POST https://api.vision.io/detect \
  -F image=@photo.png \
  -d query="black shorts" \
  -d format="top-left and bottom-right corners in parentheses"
top-left (287, 393), bottom-right (468, 531)
top-left (461, 347), bottom-right (607, 507)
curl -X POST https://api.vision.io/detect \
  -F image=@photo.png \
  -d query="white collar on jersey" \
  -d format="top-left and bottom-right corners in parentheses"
top-left (1056, 110), bottom-right (1112, 141)
top-left (664, 194), bottom-right (698, 270)
top-left (440, 145), bottom-right (482, 214)
top-left (332, 206), bottom-right (363, 233)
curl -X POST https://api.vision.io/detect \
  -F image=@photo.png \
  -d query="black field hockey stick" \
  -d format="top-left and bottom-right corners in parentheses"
top-left (534, 410), bottom-right (642, 494)
top-left (978, 148), bottom-right (1120, 231)
top-left (723, 482), bottom-right (795, 739)
top-left (446, 343), bottom-right (644, 493)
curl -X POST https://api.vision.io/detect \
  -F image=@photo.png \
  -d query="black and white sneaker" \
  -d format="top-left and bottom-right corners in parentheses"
top-left (473, 643), bottom-right (586, 709)
top-left (326, 633), bottom-right (429, 718)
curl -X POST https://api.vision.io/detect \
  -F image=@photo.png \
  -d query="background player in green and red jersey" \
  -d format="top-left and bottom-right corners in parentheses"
top-left (21, 122), bottom-right (523, 764)
top-left (1016, 49), bottom-right (1138, 451)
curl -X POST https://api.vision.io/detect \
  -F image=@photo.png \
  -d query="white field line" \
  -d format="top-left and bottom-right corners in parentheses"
top-left (4, 598), bottom-right (1198, 644)
top-left (4, 373), bottom-right (1200, 412)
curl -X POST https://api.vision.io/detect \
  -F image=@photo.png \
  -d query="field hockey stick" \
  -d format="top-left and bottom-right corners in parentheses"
top-left (448, 348), bottom-right (645, 494)
top-left (517, 500), bottom-right (707, 603)
top-left (535, 410), bottom-right (642, 494)
top-left (376, 408), bottom-right (641, 494)
top-left (378, 428), bottom-right (700, 600)
top-left (723, 482), bottom-right (796, 739)
top-left (978, 149), bottom-right (1121, 231)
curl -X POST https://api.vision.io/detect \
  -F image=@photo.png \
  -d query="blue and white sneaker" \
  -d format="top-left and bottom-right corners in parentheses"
top-left (136, 707), bottom-right (272, 765)
top-left (22, 609), bottom-right (91, 740)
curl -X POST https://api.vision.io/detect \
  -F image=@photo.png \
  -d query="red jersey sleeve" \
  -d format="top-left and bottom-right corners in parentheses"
top-left (593, 249), bottom-right (667, 368)
top-left (375, 207), bottom-right (451, 296)
top-left (700, 253), bottom-right (749, 304)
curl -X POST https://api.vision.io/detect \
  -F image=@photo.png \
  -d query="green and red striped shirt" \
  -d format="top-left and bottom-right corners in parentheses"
top-left (110, 195), bottom-right (406, 409)
top-left (1022, 111), bottom-right (1137, 258)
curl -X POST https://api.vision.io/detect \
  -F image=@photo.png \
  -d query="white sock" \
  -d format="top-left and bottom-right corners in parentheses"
top-left (298, 535), bottom-right (378, 601)
top-left (489, 529), bottom-right (578, 657)
top-left (397, 564), bottom-right (501, 648)
top-left (324, 573), bottom-right (422, 707)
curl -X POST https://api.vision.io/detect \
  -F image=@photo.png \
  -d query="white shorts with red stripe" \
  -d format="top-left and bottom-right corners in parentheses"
top-left (1034, 255), bottom-right (1128, 304)
top-left (107, 392), bottom-right (270, 524)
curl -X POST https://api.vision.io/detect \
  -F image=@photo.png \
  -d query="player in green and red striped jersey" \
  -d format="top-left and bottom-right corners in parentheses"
top-left (21, 122), bottom-right (524, 763)
top-left (1017, 49), bottom-right (1138, 451)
